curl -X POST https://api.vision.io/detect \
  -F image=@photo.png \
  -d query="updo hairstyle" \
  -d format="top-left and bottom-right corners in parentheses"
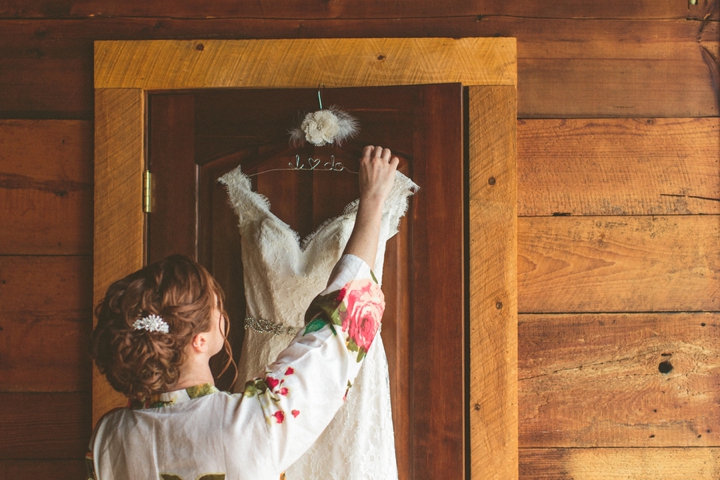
top-left (91, 254), bottom-right (235, 400)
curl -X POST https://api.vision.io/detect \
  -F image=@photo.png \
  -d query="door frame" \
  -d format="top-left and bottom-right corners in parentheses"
top-left (93, 37), bottom-right (517, 479)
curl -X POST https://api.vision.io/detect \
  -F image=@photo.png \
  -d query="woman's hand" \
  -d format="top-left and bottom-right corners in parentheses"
top-left (358, 145), bottom-right (399, 205)
top-left (342, 145), bottom-right (399, 268)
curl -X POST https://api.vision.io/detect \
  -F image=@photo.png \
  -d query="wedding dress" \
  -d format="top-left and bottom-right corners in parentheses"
top-left (219, 165), bottom-right (418, 480)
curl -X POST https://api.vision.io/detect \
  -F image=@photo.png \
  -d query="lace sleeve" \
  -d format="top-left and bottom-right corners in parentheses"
top-left (239, 255), bottom-right (385, 472)
top-left (218, 165), bottom-right (272, 232)
top-left (382, 171), bottom-right (419, 239)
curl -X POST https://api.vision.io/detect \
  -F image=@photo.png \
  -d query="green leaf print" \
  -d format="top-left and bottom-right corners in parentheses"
top-left (304, 290), bottom-right (345, 328)
top-left (186, 383), bottom-right (216, 399)
top-left (242, 378), bottom-right (269, 398)
top-left (304, 318), bottom-right (329, 335)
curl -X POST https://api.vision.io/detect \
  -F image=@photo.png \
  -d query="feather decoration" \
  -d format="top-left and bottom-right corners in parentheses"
top-left (289, 106), bottom-right (359, 147)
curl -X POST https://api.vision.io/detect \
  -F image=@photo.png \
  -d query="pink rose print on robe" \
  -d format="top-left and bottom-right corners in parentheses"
top-left (291, 410), bottom-right (300, 418)
top-left (338, 279), bottom-right (385, 355)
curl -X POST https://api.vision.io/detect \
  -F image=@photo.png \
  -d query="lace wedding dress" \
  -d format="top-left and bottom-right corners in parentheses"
top-left (219, 165), bottom-right (418, 480)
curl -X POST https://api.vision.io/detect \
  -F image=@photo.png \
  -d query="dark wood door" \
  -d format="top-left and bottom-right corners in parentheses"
top-left (147, 84), bottom-right (464, 479)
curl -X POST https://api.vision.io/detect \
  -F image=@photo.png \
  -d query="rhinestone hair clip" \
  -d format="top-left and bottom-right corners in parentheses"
top-left (133, 314), bottom-right (169, 334)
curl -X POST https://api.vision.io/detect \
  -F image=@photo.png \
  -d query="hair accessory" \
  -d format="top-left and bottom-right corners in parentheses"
top-left (133, 314), bottom-right (169, 334)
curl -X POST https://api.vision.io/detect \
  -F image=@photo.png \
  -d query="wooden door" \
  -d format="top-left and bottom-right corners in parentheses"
top-left (147, 84), bottom-right (464, 479)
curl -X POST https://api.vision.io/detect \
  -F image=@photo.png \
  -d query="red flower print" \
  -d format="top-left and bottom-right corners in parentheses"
top-left (340, 280), bottom-right (385, 352)
top-left (279, 387), bottom-right (289, 396)
top-left (285, 367), bottom-right (294, 375)
top-left (291, 410), bottom-right (300, 418)
top-left (266, 376), bottom-right (280, 391)
top-left (272, 411), bottom-right (285, 423)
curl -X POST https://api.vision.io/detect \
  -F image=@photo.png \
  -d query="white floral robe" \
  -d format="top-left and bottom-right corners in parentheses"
top-left (87, 255), bottom-right (385, 480)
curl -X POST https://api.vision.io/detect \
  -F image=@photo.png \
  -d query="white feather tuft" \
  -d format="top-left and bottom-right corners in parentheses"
top-left (289, 106), bottom-right (359, 147)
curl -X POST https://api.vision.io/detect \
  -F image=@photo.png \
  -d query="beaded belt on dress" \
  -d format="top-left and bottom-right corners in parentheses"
top-left (244, 317), bottom-right (299, 336)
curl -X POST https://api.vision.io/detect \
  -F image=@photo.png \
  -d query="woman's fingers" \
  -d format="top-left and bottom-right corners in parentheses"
top-left (357, 145), bottom-right (398, 204)
top-left (363, 145), bottom-right (375, 160)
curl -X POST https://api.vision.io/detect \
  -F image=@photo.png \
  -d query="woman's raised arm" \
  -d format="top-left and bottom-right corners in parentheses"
top-left (342, 145), bottom-right (399, 267)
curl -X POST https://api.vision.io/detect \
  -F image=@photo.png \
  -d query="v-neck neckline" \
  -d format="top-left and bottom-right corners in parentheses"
top-left (234, 167), bottom-right (360, 253)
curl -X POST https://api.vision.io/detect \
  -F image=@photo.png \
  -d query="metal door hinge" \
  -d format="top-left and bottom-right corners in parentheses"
top-left (143, 170), bottom-right (152, 213)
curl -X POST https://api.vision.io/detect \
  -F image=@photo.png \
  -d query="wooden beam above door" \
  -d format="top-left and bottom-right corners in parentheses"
top-left (95, 37), bottom-right (516, 89)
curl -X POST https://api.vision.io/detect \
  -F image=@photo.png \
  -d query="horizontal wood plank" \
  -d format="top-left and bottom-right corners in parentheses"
top-left (519, 56), bottom-right (718, 118)
top-left (0, 120), bottom-right (93, 254)
top-left (520, 448), bottom-right (720, 479)
top-left (0, 256), bottom-right (92, 392)
top-left (0, 256), bottom-right (92, 313)
top-left (0, 459), bottom-right (86, 479)
top-left (0, 256), bottom-right (92, 316)
top-left (0, 17), bottom-right (716, 118)
top-left (0, 312), bottom-right (91, 393)
top-left (519, 313), bottom-right (720, 448)
top-left (518, 216), bottom-right (720, 313)
top-left (0, 392), bottom-right (91, 458)
top-left (1, 0), bottom-right (716, 20)
top-left (518, 118), bottom-right (720, 216)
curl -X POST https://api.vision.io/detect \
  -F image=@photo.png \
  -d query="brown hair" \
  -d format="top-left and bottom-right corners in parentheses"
top-left (91, 254), bottom-right (236, 400)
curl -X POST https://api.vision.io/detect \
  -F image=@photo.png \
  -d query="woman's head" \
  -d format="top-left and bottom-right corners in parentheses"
top-left (91, 254), bottom-right (234, 400)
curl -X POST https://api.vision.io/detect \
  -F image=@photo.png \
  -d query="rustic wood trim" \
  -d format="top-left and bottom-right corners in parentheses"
top-left (94, 38), bottom-right (516, 89)
top-left (93, 88), bottom-right (145, 423)
top-left (468, 85), bottom-right (518, 480)
top-left (94, 38), bottom-right (518, 478)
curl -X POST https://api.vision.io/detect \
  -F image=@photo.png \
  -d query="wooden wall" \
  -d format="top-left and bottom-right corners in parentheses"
top-left (0, 1), bottom-right (718, 478)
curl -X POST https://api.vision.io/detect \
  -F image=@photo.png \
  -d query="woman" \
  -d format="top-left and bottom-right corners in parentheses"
top-left (87, 146), bottom-right (399, 479)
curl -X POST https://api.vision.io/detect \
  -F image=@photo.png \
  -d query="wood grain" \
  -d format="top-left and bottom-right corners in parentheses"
top-left (147, 93), bottom-right (197, 262)
top-left (518, 118), bottom-right (720, 216)
top-left (0, 256), bottom-right (92, 392)
top-left (469, 86), bottom-right (518, 479)
top-left (518, 216), bottom-right (720, 313)
top-left (0, 120), bottom-right (93, 254)
top-left (3, 0), bottom-right (716, 20)
top-left (0, 392), bottom-right (90, 458)
top-left (519, 313), bottom-right (720, 448)
top-left (0, 460), bottom-right (86, 479)
top-left (409, 84), bottom-right (465, 480)
top-left (1, 17), bottom-right (714, 117)
top-left (520, 448), bottom-right (720, 479)
top-left (519, 56), bottom-right (718, 118)
top-left (93, 88), bottom-right (145, 424)
top-left (94, 38), bottom-right (516, 89)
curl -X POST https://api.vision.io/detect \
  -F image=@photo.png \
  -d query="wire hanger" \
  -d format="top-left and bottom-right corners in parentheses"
top-left (247, 87), bottom-right (360, 177)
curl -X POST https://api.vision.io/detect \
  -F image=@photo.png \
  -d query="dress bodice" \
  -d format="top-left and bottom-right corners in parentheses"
top-left (219, 166), bottom-right (418, 332)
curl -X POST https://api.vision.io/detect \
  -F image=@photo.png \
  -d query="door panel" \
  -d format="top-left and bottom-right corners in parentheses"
top-left (148, 84), bottom-right (463, 479)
